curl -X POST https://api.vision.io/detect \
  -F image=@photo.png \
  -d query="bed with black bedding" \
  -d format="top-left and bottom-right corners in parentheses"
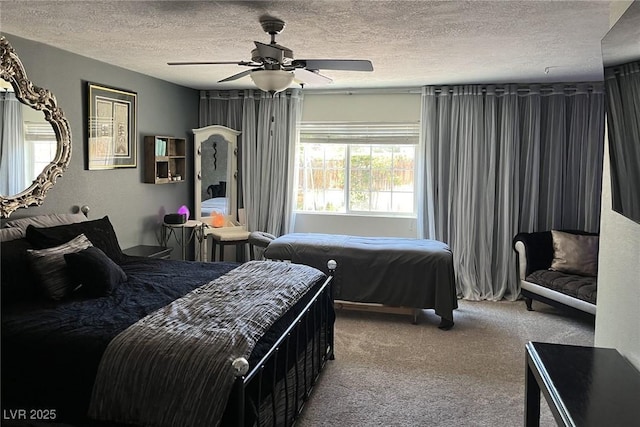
top-left (1, 215), bottom-right (335, 427)
top-left (264, 233), bottom-right (457, 329)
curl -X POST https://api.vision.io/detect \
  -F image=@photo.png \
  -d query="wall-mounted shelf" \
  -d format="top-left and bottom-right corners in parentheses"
top-left (144, 135), bottom-right (186, 184)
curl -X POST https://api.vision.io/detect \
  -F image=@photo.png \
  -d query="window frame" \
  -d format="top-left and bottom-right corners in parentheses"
top-left (23, 120), bottom-right (58, 184)
top-left (295, 122), bottom-right (419, 217)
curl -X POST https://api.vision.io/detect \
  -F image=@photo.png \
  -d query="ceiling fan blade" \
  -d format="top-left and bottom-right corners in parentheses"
top-left (292, 59), bottom-right (373, 72)
top-left (167, 61), bottom-right (257, 66)
top-left (218, 69), bottom-right (259, 83)
top-left (294, 69), bottom-right (333, 85)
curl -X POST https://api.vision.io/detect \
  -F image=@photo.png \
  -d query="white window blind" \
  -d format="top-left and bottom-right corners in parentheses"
top-left (299, 122), bottom-right (419, 145)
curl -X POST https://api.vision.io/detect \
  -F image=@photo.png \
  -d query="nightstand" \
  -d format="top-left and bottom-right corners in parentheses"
top-left (123, 245), bottom-right (173, 259)
top-left (161, 220), bottom-right (206, 261)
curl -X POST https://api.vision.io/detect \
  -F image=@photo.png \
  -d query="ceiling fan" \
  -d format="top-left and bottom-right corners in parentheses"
top-left (168, 16), bottom-right (374, 93)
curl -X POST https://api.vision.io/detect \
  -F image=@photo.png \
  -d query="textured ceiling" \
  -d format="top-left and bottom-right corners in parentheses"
top-left (0, 1), bottom-right (620, 91)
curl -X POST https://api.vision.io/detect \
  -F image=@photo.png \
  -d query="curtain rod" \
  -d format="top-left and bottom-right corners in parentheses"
top-left (302, 82), bottom-right (604, 96)
top-left (202, 81), bottom-right (604, 98)
top-left (434, 83), bottom-right (604, 95)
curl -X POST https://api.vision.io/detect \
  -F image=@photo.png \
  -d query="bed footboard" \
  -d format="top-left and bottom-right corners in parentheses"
top-left (228, 260), bottom-right (336, 427)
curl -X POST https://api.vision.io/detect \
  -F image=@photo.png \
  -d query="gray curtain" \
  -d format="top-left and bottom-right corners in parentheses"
top-left (605, 61), bottom-right (640, 221)
top-left (420, 83), bottom-right (604, 301)
top-left (199, 89), bottom-right (303, 235)
top-left (0, 91), bottom-right (25, 196)
top-left (243, 90), bottom-right (302, 235)
top-left (534, 84), bottom-right (605, 231)
top-left (199, 90), bottom-right (244, 129)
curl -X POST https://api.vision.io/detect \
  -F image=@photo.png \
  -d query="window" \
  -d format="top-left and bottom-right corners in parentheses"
top-left (24, 121), bottom-right (57, 182)
top-left (296, 122), bottom-right (419, 215)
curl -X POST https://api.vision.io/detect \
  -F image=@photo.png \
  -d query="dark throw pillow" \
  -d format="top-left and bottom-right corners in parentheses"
top-left (1, 238), bottom-right (38, 305)
top-left (25, 215), bottom-right (124, 263)
top-left (26, 234), bottom-right (93, 300)
top-left (64, 246), bottom-right (127, 297)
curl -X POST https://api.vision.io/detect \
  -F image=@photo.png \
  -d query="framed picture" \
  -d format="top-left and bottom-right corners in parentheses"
top-left (86, 83), bottom-right (137, 169)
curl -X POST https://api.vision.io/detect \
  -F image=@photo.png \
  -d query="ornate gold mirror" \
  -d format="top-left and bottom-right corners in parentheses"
top-left (0, 36), bottom-right (72, 218)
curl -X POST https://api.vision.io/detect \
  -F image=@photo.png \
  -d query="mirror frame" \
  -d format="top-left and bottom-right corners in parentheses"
top-left (192, 125), bottom-right (241, 223)
top-left (0, 36), bottom-right (72, 218)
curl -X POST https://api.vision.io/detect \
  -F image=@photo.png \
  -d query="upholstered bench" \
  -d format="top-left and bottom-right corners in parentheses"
top-left (207, 227), bottom-right (250, 262)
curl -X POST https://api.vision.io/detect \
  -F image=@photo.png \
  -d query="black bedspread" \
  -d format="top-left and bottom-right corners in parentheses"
top-left (2, 257), bottom-right (332, 425)
top-left (1, 257), bottom-right (238, 422)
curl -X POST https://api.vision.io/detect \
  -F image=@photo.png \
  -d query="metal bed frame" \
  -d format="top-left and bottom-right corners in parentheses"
top-left (227, 260), bottom-right (336, 427)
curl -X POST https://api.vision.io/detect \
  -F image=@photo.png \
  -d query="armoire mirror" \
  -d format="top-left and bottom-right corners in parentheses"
top-left (0, 36), bottom-right (72, 218)
top-left (192, 125), bottom-right (241, 224)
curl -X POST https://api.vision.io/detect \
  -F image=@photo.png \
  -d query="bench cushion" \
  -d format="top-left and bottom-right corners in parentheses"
top-left (526, 269), bottom-right (597, 305)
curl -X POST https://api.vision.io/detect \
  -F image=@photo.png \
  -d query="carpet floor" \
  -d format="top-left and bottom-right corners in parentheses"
top-left (297, 299), bottom-right (595, 427)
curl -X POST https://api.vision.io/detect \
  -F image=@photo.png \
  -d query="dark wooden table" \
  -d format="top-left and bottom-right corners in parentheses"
top-left (525, 341), bottom-right (640, 426)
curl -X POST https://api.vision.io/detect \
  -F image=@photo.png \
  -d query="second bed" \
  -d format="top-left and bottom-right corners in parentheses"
top-left (264, 233), bottom-right (457, 329)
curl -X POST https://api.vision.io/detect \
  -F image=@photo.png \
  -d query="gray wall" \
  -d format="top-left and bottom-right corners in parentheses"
top-left (4, 34), bottom-right (198, 255)
top-left (595, 129), bottom-right (640, 369)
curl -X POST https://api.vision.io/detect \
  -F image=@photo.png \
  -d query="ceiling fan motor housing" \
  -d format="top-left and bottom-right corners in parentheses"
top-left (260, 18), bottom-right (285, 35)
top-left (251, 44), bottom-right (293, 65)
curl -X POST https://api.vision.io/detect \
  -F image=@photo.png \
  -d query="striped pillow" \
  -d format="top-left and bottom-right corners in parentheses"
top-left (0, 227), bottom-right (24, 242)
top-left (27, 234), bottom-right (93, 300)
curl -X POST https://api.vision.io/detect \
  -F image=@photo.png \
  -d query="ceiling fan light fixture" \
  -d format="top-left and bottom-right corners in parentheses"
top-left (250, 69), bottom-right (294, 93)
